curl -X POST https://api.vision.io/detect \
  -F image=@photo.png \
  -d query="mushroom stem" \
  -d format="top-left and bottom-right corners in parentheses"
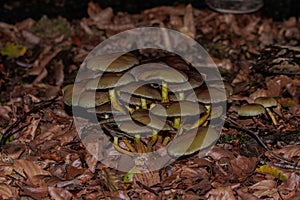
top-left (161, 81), bottom-right (169, 103)
top-left (140, 98), bottom-right (147, 109)
top-left (134, 135), bottom-right (144, 153)
top-left (266, 107), bottom-right (278, 125)
top-left (173, 117), bottom-right (181, 129)
top-left (179, 92), bottom-right (185, 101)
top-left (109, 89), bottom-right (126, 114)
top-left (190, 104), bottom-right (211, 129)
top-left (147, 131), bottom-right (158, 152)
top-left (162, 136), bottom-right (171, 146)
top-left (123, 139), bottom-right (137, 153)
top-left (113, 137), bottom-right (135, 156)
top-left (157, 135), bottom-right (163, 144)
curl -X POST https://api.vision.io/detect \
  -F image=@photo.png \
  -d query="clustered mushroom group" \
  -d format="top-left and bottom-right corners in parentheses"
top-left (238, 97), bottom-right (279, 125)
top-left (63, 51), bottom-right (232, 157)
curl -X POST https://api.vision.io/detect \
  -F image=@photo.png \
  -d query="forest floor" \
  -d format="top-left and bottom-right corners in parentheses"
top-left (0, 2), bottom-right (299, 199)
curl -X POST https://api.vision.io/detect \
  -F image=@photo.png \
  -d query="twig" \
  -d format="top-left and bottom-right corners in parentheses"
top-left (260, 161), bottom-right (300, 170)
top-left (225, 117), bottom-right (295, 164)
top-left (0, 95), bottom-right (59, 147)
top-left (136, 181), bottom-right (159, 196)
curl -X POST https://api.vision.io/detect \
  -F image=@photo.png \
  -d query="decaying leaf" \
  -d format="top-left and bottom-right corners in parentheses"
top-left (0, 184), bottom-right (19, 199)
top-left (273, 145), bottom-right (300, 160)
top-left (256, 164), bottom-right (288, 181)
top-left (13, 159), bottom-right (51, 181)
top-left (1, 42), bottom-right (26, 58)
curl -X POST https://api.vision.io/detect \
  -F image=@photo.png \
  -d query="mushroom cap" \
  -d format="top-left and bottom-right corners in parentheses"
top-left (118, 121), bottom-right (153, 136)
top-left (238, 103), bottom-right (265, 117)
top-left (62, 84), bottom-right (85, 106)
top-left (150, 101), bottom-right (207, 117)
top-left (78, 91), bottom-right (110, 108)
top-left (130, 63), bottom-right (188, 83)
top-left (167, 127), bottom-right (219, 157)
top-left (159, 55), bottom-right (190, 71)
top-left (254, 97), bottom-right (277, 108)
top-left (87, 102), bottom-right (124, 116)
top-left (118, 93), bottom-right (155, 106)
top-left (186, 86), bottom-right (227, 104)
top-left (119, 83), bottom-right (162, 100)
top-left (168, 69), bottom-right (204, 92)
top-left (131, 109), bottom-right (174, 131)
top-left (86, 53), bottom-right (139, 72)
top-left (62, 84), bottom-right (75, 106)
top-left (85, 73), bottom-right (135, 90)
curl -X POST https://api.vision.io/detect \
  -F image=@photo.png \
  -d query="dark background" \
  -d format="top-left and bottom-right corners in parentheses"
top-left (0, 0), bottom-right (299, 24)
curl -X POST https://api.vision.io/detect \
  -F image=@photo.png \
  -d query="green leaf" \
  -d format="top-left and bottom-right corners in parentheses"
top-left (256, 164), bottom-right (287, 181)
top-left (1, 42), bottom-right (27, 58)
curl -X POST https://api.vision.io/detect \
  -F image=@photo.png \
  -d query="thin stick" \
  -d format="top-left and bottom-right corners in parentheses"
top-left (0, 96), bottom-right (59, 147)
top-left (226, 117), bottom-right (295, 164)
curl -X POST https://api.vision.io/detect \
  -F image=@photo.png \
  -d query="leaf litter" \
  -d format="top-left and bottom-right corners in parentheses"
top-left (0, 2), bottom-right (299, 199)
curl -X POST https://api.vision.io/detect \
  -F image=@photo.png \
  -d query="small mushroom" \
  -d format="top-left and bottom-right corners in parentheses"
top-left (238, 103), bottom-right (265, 117)
top-left (167, 127), bottom-right (219, 157)
top-left (130, 63), bottom-right (188, 103)
top-left (86, 53), bottom-right (139, 72)
top-left (254, 97), bottom-right (278, 125)
top-left (119, 83), bottom-right (161, 109)
top-left (186, 82), bottom-right (230, 129)
top-left (118, 120), bottom-right (154, 153)
top-left (131, 109), bottom-right (174, 151)
top-left (85, 73), bottom-right (135, 113)
top-left (150, 101), bottom-right (206, 130)
top-left (238, 103), bottom-right (265, 125)
top-left (62, 84), bottom-right (85, 106)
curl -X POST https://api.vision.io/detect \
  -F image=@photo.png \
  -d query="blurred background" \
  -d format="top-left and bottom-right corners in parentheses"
top-left (0, 0), bottom-right (299, 24)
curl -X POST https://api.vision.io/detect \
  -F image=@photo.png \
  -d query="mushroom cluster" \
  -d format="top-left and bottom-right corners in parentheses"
top-left (63, 52), bottom-right (231, 157)
top-left (238, 97), bottom-right (278, 125)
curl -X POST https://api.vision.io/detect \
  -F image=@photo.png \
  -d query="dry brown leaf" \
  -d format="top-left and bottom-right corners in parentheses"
top-left (250, 180), bottom-right (277, 190)
top-left (279, 172), bottom-right (300, 192)
top-left (13, 159), bottom-right (51, 181)
top-left (274, 145), bottom-right (300, 160)
top-left (134, 171), bottom-right (161, 187)
top-left (21, 185), bottom-right (49, 199)
top-left (54, 59), bottom-right (64, 86)
top-left (253, 188), bottom-right (280, 200)
top-left (230, 155), bottom-right (258, 181)
top-left (0, 105), bottom-right (12, 121)
top-left (205, 186), bottom-right (236, 200)
top-left (237, 189), bottom-right (259, 200)
top-left (48, 186), bottom-right (73, 200)
top-left (85, 153), bottom-right (98, 173)
top-left (0, 184), bottom-right (19, 199)
top-left (206, 145), bottom-right (235, 161)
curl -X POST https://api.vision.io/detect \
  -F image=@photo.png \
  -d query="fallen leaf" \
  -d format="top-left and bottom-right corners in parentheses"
top-left (230, 155), bottom-right (258, 181)
top-left (0, 184), bottom-right (19, 199)
top-left (250, 180), bottom-right (277, 190)
top-left (256, 165), bottom-right (287, 181)
top-left (273, 145), bottom-right (300, 160)
top-left (48, 186), bottom-right (73, 200)
top-left (13, 159), bottom-right (51, 181)
top-left (205, 186), bottom-right (236, 200)
top-left (1, 42), bottom-right (26, 58)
